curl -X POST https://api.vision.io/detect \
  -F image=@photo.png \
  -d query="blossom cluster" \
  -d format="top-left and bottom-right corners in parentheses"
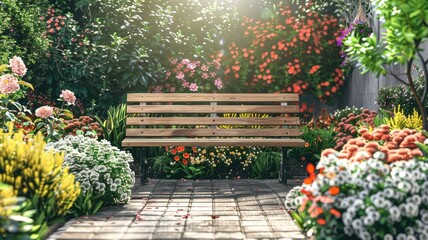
top-left (46, 135), bottom-right (135, 204)
top-left (287, 136), bottom-right (428, 239)
top-left (223, 4), bottom-right (343, 101)
top-left (153, 57), bottom-right (223, 93)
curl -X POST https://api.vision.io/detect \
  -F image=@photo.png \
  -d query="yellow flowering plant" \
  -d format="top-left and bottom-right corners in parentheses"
top-left (0, 123), bottom-right (81, 237)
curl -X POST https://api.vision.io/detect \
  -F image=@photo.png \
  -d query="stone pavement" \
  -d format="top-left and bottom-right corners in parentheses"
top-left (48, 179), bottom-right (306, 240)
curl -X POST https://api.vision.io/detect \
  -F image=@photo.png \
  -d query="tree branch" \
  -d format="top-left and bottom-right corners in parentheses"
top-left (384, 65), bottom-right (409, 85)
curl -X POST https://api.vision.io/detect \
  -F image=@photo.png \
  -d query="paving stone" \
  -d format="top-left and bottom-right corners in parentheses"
top-left (152, 232), bottom-right (182, 239)
top-left (214, 232), bottom-right (245, 239)
top-left (55, 233), bottom-right (95, 239)
top-left (64, 226), bottom-right (101, 233)
top-left (274, 231), bottom-right (307, 239)
top-left (182, 232), bottom-right (214, 239)
top-left (121, 233), bottom-right (154, 239)
top-left (245, 232), bottom-right (274, 239)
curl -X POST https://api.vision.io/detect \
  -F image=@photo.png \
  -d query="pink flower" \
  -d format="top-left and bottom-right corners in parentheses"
top-left (202, 73), bottom-right (209, 79)
top-left (187, 62), bottom-right (197, 70)
top-left (176, 72), bottom-right (185, 80)
top-left (35, 106), bottom-right (54, 118)
top-left (214, 78), bottom-right (223, 90)
top-left (0, 74), bottom-right (20, 94)
top-left (9, 56), bottom-right (27, 77)
top-left (60, 89), bottom-right (76, 105)
top-left (201, 65), bottom-right (209, 72)
top-left (189, 83), bottom-right (198, 92)
top-left (210, 72), bottom-right (217, 78)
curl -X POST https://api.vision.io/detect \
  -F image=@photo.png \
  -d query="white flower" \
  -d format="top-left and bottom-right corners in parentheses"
top-left (352, 219), bottom-right (363, 230)
top-left (383, 234), bottom-right (393, 240)
top-left (363, 216), bottom-right (374, 226)
top-left (396, 233), bottom-right (406, 240)
top-left (344, 226), bottom-right (353, 236)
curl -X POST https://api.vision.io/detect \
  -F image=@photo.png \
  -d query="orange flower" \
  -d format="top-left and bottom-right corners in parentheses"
top-left (192, 147), bottom-right (197, 153)
top-left (317, 218), bottom-right (326, 225)
top-left (182, 159), bottom-right (188, 165)
top-left (304, 142), bottom-right (310, 148)
top-left (330, 208), bottom-right (341, 218)
top-left (329, 186), bottom-right (340, 196)
top-left (177, 146), bottom-right (185, 152)
top-left (183, 153), bottom-right (190, 159)
top-left (306, 163), bottom-right (315, 174)
top-left (174, 156), bottom-right (180, 161)
top-left (171, 149), bottom-right (177, 155)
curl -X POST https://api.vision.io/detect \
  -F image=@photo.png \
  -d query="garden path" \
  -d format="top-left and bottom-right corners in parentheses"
top-left (48, 179), bottom-right (306, 240)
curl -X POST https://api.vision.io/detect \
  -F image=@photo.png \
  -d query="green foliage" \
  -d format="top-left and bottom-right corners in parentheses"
top-left (288, 126), bottom-right (336, 166)
top-left (0, 0), bottom-right (49, 83)
top-left (95, 103), bottom-right (127, 148)
top-left (71, 189), bottom-right (103, 217)
top-left (249, 151), bottom-right (281, 179)
top-left (0, 183), bottom-right (37, 240)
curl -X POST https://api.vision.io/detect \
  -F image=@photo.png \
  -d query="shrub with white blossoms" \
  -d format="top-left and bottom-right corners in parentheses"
top-left (292, 148), bottom-right (428, 240)
top-left (46, 135), bottom-right (135, 205)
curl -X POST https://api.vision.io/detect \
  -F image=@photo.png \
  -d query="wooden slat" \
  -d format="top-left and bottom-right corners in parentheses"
top-left (126, 128), bottom-right (301, 137)
top-left (127, 93), bottom-right (299, 102)
top-left (127, 105), bottom-right (299, 114)
top-left (126, 117), bottom-right (300, 126)
top-left (122, 138), bottom-right (306, 147)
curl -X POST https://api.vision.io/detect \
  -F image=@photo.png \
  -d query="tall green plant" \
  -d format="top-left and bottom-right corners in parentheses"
top-left (345, 0), bottom-right (428, 130)
top-left (95, 103), bottom-right (127, 148)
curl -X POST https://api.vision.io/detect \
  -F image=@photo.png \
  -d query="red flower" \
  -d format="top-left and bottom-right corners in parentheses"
top-left (171, 149), bottom-right (177, 155)
top-left (329, 186), bottom-right (340, 196)
top-left (317, 218), bottom-right (326, 225)
top-left (183, 153), bottom-right (190, 159)
top-left (174, 156), bottom-right (180, 161)
top-left (177, 146), bottom-right (185, 152)
top-left (182, 159), bottom-right (188, 165)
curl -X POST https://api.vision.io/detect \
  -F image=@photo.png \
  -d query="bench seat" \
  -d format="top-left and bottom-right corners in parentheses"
top-left (122, 138), bottom-right (306, 147)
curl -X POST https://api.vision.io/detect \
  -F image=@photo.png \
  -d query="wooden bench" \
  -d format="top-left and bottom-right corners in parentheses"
top-left (122, 93), bottom-right (305, 184)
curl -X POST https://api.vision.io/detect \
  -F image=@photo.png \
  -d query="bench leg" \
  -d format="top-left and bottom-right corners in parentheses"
top-left (140, 147), bottom-right (148, 185)
top-left (279, 147), bottom-right (288, 184)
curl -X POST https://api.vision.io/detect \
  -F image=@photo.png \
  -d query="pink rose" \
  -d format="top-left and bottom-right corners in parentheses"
top-left (176, 72), bottom-right (185, 80)
top-left (9, 56), bottom-right (27, 77)
top-left (35, 106), bottom-right (54, 118)
top-left (60, 89), bottom-right (76, 105)
top-left (189, 83), bottom-right (198, 92)
top-left (0, 74), bottom-right (20, 94)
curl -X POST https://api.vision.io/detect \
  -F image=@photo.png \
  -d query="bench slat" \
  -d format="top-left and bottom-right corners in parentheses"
top-left (127, 93), bottom-right (299, 102)
top-left (126, 117), bottom-right (300, 126)
top-left (126, 128), bottom-right (301, 137)
top-left (122, 138), bottom-right (306, 147)
top-left (127, 105), bottom-right (299, 114)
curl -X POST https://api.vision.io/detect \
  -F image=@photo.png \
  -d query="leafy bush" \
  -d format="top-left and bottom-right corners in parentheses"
top-left (0, 125), bottom-right (81, 237)
top-left (64, 116), bottom-right (103, 138)
top-left (47, 135), bottom-right (135, 206)
top-left (249, 151), bottom-right (281, 179)
top-left (95, 103), bottom-right (127, 148)
top-left (292, 141), bottom-right (428, 239)
top-left (377, 70), bottom-right (426, 116)
top-left (383, 106), bottom-right (423, 130)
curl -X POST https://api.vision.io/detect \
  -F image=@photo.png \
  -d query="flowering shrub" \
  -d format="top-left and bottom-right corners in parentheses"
top-left (164, 145), bottom-right (261, 179)
top-left (354, 125), bottom-right (425, 163)
top-left (333, 108), bottom-right (377, 150)
top-left (223, 4), bottom-right (343, 101)
top-left (0, 56), bottom-right (33, 129)
top-left (0, 125), bottom-right (81, 237)
top-left (47, 135), bottom-right (135, 205)
top-left (337, 20), bottom-right (373, 75)
top-left (152, 57), bottom-right (223, 93)
top-left (383, 105), bottom-right (423, 130)
top-left (292, 144), bottom-right (428, 239)
top-left (64, 116), bottom-right (103, 138)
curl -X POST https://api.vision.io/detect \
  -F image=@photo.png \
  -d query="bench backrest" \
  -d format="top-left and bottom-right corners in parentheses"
top-left (125, 93), bottom-right (300, 140)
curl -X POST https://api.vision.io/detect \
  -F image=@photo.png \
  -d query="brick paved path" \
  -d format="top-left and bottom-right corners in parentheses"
top-left (48, 179), bottom-right (306, 240)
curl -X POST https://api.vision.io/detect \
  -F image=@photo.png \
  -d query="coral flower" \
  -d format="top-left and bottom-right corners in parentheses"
top-left (329, 186), bottom-right (340, 196)
top-left (0, 74), bottom-right (20, 94)
top-left (35, 106), bottom-right (54, 118)
top-left (317, 218), bottom-right (326, 225)
top-left (183, 153), bottom-right (190, 159)
top-left (177, 146), bottom-right (185, 152)
top-left (171, 149), bottom-right (177, 155)
top-left (330, 208), bottom-right (341, 218)
top-left (9, 56), bottom-right (27, 76)
top-left (174, 156), bottom-right (180, 161)
top-left (60, 89), bottom-right (76, 105)
top-left (182, 159), bottom-right (188, 165)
